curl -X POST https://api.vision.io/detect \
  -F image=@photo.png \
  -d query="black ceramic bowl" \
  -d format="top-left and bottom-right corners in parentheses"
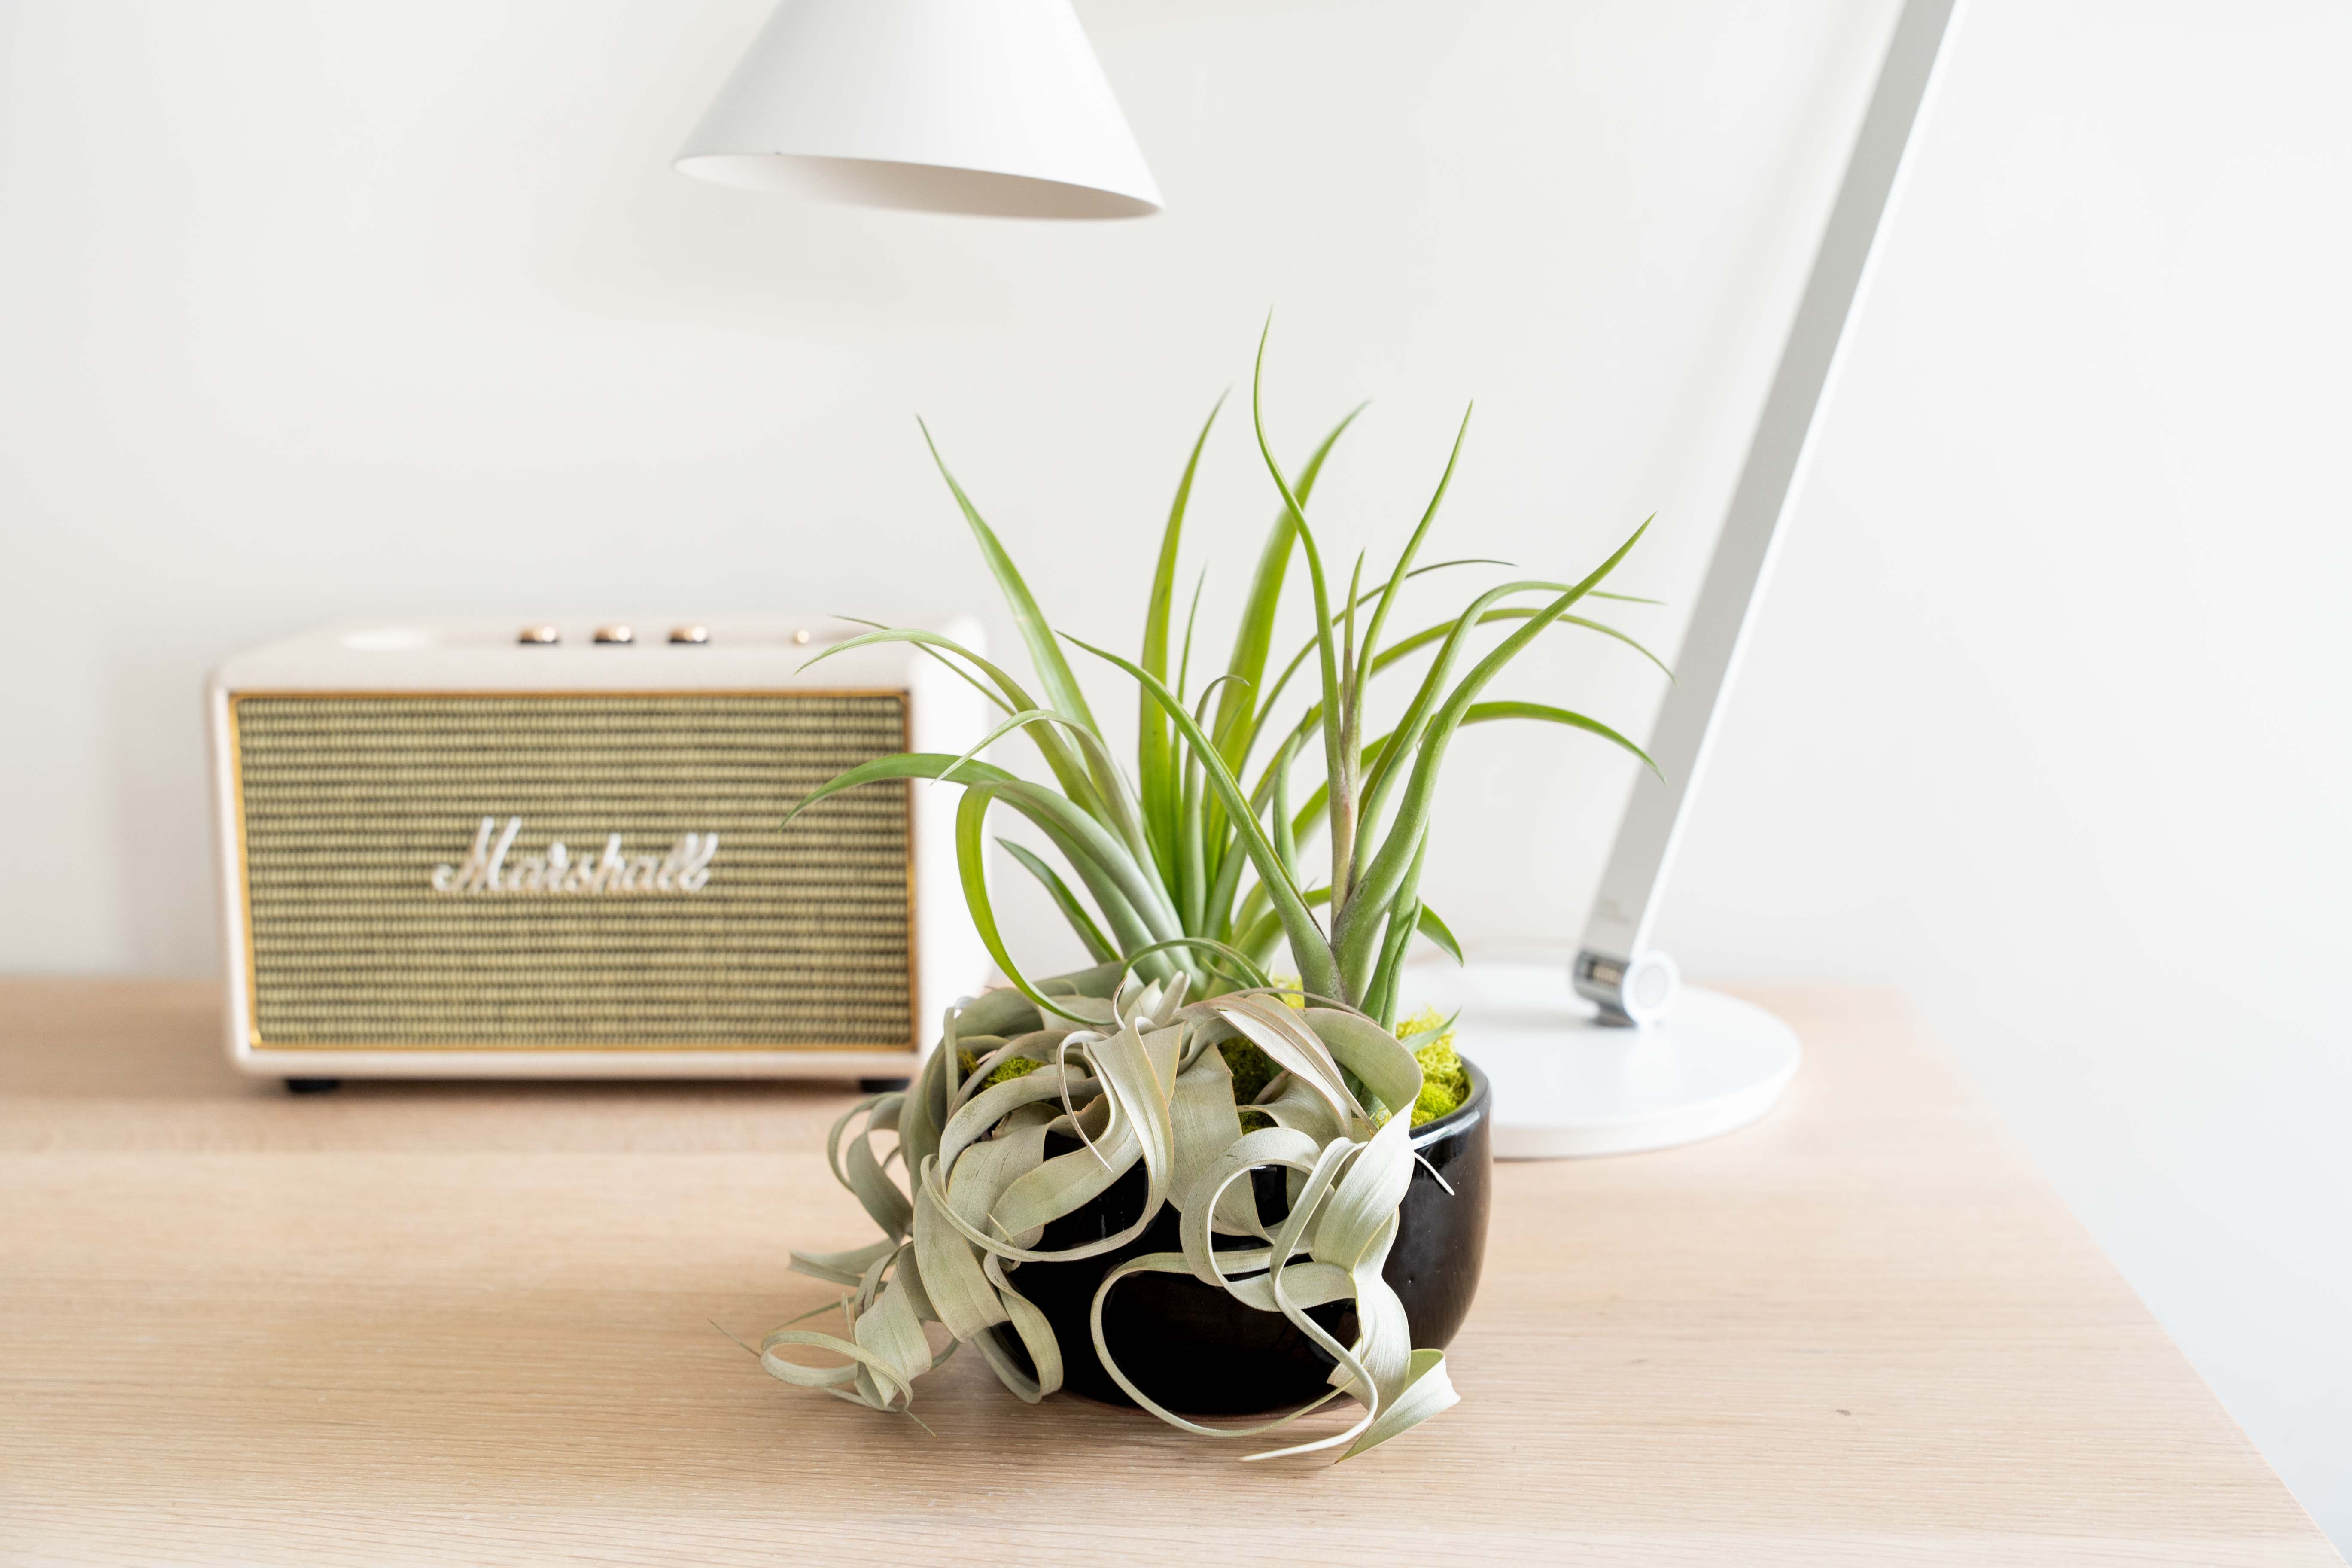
top-left (1008, 1056), bottom-right (1491, 1415)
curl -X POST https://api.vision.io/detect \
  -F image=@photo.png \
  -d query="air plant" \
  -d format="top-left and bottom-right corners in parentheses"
top-left (758, 327), bottom-right (1665, 1460)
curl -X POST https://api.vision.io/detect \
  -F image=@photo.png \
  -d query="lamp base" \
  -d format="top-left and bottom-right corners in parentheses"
top-left (1402, 961), bottom-right (1800, 1160)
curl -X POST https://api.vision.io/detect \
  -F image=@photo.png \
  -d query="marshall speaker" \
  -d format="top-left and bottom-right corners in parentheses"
top-left (206, 618), bottom-right (990, 1082)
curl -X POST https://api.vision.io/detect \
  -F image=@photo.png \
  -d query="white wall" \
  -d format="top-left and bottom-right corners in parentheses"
top-left (1, 0), bottom-right (2344, 1544)
top-left (1669, 0), bottom-right (2352, 1541)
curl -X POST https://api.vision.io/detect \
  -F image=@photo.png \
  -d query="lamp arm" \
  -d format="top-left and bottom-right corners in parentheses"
top-left (1576, 0), bottom-right (1964, 1026)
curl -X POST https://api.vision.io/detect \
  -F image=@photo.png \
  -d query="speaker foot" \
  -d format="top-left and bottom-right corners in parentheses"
top-left (284, 1077), bottom-right (343, 1095)
top-left (858, 1077), bottom-right (910, 1094)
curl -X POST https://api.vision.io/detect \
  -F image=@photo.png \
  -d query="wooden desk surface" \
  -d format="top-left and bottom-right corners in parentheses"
top-left (0, 980), bottom-right (2334, 1566)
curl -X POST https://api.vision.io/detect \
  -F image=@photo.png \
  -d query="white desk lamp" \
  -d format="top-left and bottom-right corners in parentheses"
top-left (674, 0), bottom-right (1160, 218)
top-left (676, 0), bottom-right (1963, 1157)
top-left (1415, 0), bottom-right (1963, 1158)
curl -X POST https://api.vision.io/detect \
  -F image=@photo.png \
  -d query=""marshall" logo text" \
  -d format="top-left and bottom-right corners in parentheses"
top-left (429, 816), bottom-right (718, 895)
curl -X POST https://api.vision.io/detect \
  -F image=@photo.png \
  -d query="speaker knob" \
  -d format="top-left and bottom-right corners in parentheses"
top-left (517, 626), bottom-right (559, 645)
top-left (593, 625), bottom-right (635, 645)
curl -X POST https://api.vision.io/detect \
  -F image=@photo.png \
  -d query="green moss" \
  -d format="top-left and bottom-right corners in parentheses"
top-left (1397, 1006), bottom-right (1470, 1128)
top-left (1221, 977), bottom-right (1302, 1113)
top-left (957, 1048), bottom-right (1044, 1090)
top-left (1218, 1005), bottom-right (1469, 1132)
top-left (1221, 1038), bottom-right (1283, 1107)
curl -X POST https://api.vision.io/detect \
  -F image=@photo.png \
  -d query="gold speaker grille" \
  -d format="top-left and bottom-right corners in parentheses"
top-left (230, 691), bottom-right (913, 1051)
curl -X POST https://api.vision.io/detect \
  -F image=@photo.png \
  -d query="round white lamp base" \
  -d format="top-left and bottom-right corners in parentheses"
top-left (1403, 962), bottom-right (1801, 1160)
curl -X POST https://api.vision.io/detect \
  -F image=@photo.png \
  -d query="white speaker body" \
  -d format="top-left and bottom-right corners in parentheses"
top-left (206, 618), bottom-right (991, 1081)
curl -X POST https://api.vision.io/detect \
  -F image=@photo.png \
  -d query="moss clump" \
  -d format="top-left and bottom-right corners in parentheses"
top-left (1222, 976), bottom-right (1300, 1120)
top-left (956, 1048), bottom-right (1044, 1090)
top-left (1222, 999), bottom-right (1467, 1131)
top-left (1396, 1006), bottom-right (1470, 1128)
top-left (1222, 1038), bottom-right (1283, 1108)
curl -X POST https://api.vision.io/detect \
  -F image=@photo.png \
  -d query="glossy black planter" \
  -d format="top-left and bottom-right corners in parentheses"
top-left (1007, 1056), bottom-right (1491, 1416)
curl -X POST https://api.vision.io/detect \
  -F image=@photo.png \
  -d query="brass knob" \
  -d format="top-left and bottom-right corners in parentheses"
top-left (668, 625), bottom-right (710, 645)
top-left (593, 625), bottom-right (635, 645)
top-left (517, 625), bottom-right (559, 645)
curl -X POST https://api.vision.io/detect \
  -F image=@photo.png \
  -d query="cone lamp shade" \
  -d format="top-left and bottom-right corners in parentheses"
top-left (675, 0), bottom-right (1162, 219)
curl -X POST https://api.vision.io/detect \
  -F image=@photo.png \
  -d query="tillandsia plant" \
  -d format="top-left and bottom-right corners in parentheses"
top-left (758, 326), bottom-right (1665, 1460)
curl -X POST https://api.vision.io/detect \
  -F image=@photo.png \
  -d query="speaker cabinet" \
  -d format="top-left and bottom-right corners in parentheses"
top-left (207, 619), bottom-right (989, 1079)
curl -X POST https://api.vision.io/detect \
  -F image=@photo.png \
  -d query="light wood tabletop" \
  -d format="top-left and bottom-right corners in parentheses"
top-left (0, 979), bottom-right (2334, 1566)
